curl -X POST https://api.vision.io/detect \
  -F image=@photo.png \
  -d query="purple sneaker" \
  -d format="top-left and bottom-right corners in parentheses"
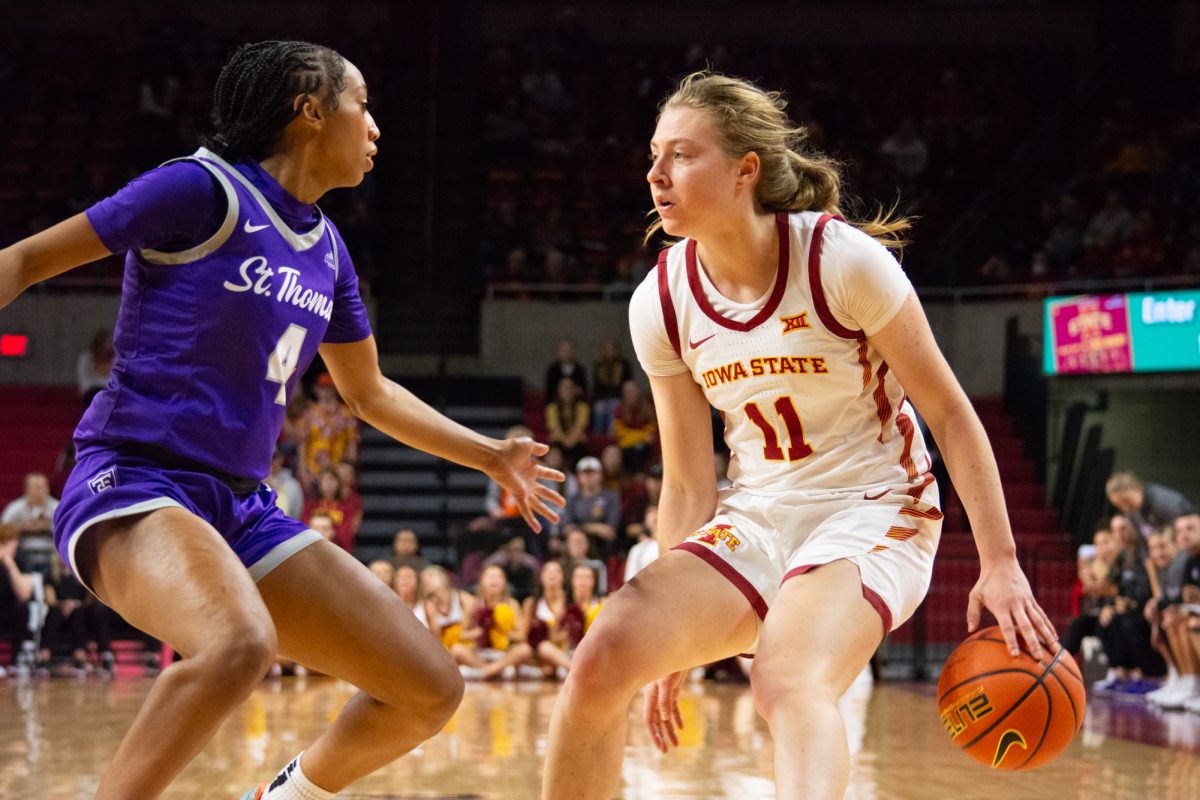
top-left (1092, 677), bottom-right (1127, 695)
top-left (1119, 679), bottom-right (1160, 695)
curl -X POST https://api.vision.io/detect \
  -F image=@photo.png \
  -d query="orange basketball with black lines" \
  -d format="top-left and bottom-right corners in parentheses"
top-left (936, 625), bottom-right (1085, 770)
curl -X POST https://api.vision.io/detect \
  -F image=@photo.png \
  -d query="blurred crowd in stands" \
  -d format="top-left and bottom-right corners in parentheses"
top-left (13, 10), bottom-right (1198, 296)
top-left (1064, 471), bottom-right (1200, 713)
top-left (978, 77), bottom-right (1200, 285)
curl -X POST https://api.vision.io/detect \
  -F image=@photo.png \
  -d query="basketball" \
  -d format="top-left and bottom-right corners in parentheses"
top-left (937, 625), bottom-right (1086, 770)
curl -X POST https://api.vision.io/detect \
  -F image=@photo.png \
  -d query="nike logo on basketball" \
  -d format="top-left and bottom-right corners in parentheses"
top-left (689, 334), bottom-right (716, 350)
top-left (244, 221), bottom-right (270, 233)
top-left (991, 729), bottom-right (1027, 768)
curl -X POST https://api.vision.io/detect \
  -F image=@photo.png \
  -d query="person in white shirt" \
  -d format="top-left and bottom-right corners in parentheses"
top-left (1, 472), bottom-right (59, 536)
top-left (623, 505), bottom-right (660, 582)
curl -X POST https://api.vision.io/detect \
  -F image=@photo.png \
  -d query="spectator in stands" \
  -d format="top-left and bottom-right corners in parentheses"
top-left (561, 527), bottom-right (608, 595)
top-left (545, 377), bottom-right (590, 467)
top-left (483, 535), bottom-right (540, 600)
top-left (544, 337), bottom-right (588, 403)
top-left (1083, 190), bottom-right (1134, 250)
top-left (306, 511), bottom-right (336, 542)
top-left (454, 564), bottom-right (532, 680)
top-left (393, 565), bottom-right (421, 614)
top-left (419, 565), bottom-right (473, 649)
top-left (1106, 471), bottom-right (1196, 537)
top-left (468, 425), bottom-right (543, 558)
top-left (299, 372), bottom-right (360, 493)
top-left (0, 523), bottom-right (34, 679)
top-left (278, 395), bottom-right (309, 467)
top-left (264, 446), bottom-right (304, 520)
top-left (613, 380), bottom-right (656, 473)
top-left (599, 444), bottom-right (626, 494)
top-left (523, 559), bottom-right (573, 677)
top-left (1041, 194), bottom-right (1085, 271)
top-left (1094, 520), bottom-right (1166, 694)
top-left (624, 505), bottom-right (660, 583)
top-left (301, 468), bottom-right (360, 553)
top-left (562, 456), bottom-right (621, 555)
top-left (591, 338), bottom-right (632, 435)
top-left (623, 462), bottom-right (663, 530)
top-left (1182, 548), bottom-right (1200, 713)
top-left (368, 559), bottom-right (395, 585)
top-left (562, 564), bottom-right (604, 648)
top-left (335, 460), bottom-right (364, 539)
top-left (391, 529), bottom-right (427, 572)
top-left (1146, 513), bottom-right (1200, 709)
top-left (1063, 526), bottom-right (1118, 657)
top-left (44, 554), bottom-right (116, 676)
top-left (2, 472), bottom-right (58, 537)
top-left (541, 444), bottom-right (578, 505)
top-left (3, 473), bottom-right (59, 580)
top-left (76, 328), bottom-right (114, 405)
top-left (879, 117), bottom-right (928, 190)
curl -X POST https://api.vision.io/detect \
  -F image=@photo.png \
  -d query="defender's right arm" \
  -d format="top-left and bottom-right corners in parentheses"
top-left (0, 213), bottom-right (112, 309)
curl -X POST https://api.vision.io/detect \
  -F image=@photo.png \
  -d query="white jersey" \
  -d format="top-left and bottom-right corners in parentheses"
top-left (630, 211), bottom-right (934, 500)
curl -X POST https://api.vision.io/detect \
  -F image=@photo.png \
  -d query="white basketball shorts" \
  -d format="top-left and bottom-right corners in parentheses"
top-left (674, 483), bottom-right (943, 651)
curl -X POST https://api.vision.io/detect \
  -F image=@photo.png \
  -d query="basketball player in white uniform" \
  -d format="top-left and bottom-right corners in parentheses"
top-left (542, 72), bottom-right (1059, 800)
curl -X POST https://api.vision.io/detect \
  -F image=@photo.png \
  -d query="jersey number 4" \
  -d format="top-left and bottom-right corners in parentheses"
top-left (267, 324), bottom-right (308, 405)
top-left (744, 396), bottom-right (813, 462)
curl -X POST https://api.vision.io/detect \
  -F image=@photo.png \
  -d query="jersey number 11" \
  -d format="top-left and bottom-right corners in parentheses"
top-left (744, 396), bottom-right (813, 462)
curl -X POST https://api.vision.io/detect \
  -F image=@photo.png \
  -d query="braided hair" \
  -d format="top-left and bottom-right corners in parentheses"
top-left (202, 40), bottom-right (347, 162)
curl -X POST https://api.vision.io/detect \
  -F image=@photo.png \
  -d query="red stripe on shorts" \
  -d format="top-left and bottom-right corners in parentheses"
top-left (782, 563), bottom-right (893, 634)
top-left (675, 541), bottom-right (769, 620)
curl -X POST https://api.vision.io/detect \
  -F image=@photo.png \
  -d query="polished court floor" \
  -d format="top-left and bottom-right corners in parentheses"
top-left (2, 672), bottom-right (1199, 799)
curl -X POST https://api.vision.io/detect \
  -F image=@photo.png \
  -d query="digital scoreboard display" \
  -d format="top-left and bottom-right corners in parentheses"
top-left (1043, 289), bottom-right (1200, 375)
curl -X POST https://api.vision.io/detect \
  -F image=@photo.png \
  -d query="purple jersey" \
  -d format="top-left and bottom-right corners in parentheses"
top-left (77, 148), bottom-right (373, 480)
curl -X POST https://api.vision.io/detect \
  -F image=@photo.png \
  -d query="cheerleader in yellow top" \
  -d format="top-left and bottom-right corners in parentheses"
top-left (418, 565), bottom-right (473, 649)
top-left (523, 560), bottom-right (573, 676)
top-left (454, 565), bottom-right (533, 679)
top-left (563, 564), bottom-right (604, 646)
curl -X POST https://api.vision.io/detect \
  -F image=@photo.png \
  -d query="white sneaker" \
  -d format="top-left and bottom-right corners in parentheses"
top-left (459, 666), bottom-right (486, 680)
top-left (516, 664), bottom-right (545, 680)
top-left (1146, 675), bottom-right (1180, 705)
top-left (1184, 694), bottom-right (1200, 714)
top-left (0, 665), bottom-right (6, 679)
top-left (1155, 676), bottom-right (1200, 710)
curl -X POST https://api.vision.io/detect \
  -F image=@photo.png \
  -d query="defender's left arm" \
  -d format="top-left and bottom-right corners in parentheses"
top-left (319, 336), bottom-right (564, 532)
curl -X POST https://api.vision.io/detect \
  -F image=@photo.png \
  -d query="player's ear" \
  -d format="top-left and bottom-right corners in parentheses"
top-left (293, 93), bottom-right (323, 126)
top-left (736, 151), bottom-right (760, 188)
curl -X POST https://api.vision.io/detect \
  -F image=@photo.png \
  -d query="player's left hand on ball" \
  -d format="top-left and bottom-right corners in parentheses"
top-left (967, 557), bottom-right (1059, 660)
top-left (490, 437), bottom-right (565, 533)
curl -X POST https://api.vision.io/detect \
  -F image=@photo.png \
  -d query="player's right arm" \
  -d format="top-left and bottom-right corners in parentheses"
top-left (0, 213), bottom-right (112, 309)
top-left (2, 161), bottom-right (224, 310)
top-left (647, 370), bottom-right (718, 550)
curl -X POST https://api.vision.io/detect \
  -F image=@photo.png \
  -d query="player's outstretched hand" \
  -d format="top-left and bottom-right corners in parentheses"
top-left (488, 437), bottom-right (565, 534)
top-left (643, 670), bottom-right (687, 754)
top-left (967, 556), bottom-right (1059, 660)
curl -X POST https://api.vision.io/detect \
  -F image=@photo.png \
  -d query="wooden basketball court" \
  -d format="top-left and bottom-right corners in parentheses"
top-left (2, 675), bottom-right (1198, 799)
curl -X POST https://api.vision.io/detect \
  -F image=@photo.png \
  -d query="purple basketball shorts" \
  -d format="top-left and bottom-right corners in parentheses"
top-left (54, 444), bottom-right (321, 592)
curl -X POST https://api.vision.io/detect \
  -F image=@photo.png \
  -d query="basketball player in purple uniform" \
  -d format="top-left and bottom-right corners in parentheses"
top-left (0, 41), bottom-right (564, 800)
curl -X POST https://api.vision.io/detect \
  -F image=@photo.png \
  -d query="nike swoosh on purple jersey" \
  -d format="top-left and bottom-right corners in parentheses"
top-left (689, 334), bottom-right (716, 349)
